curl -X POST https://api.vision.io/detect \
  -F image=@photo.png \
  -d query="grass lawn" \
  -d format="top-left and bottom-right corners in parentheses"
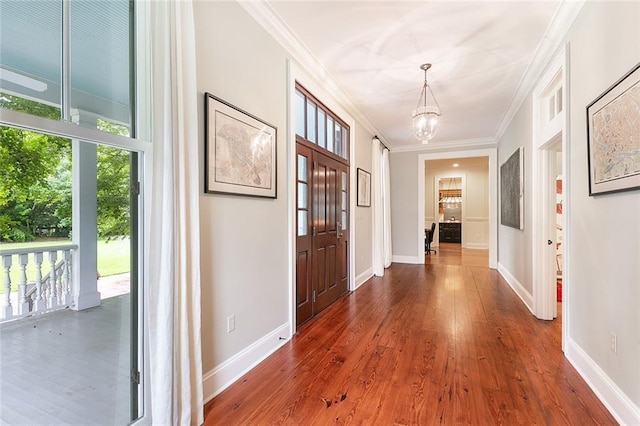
top-left (0, 238), bottom-right (130, 293)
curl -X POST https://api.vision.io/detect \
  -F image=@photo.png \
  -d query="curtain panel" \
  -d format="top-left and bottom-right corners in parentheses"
top-left (148, 1), bottom-right (204, 424)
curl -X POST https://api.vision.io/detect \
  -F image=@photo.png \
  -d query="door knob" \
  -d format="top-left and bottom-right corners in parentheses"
top-left (548, 240), bottom-right (553, 245)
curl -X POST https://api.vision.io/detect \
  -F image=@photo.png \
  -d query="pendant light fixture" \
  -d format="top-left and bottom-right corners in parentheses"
top-left (411, 63), bottom-right (441, 144)
top-left (439, 178), bottom-right (462, 208)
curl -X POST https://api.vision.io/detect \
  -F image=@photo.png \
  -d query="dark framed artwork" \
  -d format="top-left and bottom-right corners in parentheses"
top-left (500, 147), bottom-right (524, 230)
top-left (205, 93), bottom-right (277, 198)
top-left (586, 62), bottom-right (640, 196)
top-left (357, 168), bottom-right (371, 207)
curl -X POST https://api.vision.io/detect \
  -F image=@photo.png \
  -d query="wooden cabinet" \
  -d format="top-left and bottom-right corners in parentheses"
top-left (439, 222), bottom-right (461, 243)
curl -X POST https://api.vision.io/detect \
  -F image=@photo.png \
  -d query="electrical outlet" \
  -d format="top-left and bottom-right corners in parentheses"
top-left (227, 315), bottom-right (235, 333)
top-left (610, 333), bottom-right (617, 354)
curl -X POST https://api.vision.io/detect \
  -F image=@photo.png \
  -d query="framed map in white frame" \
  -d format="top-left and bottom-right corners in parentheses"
top-left (205, 93), bottom-right (277, 198)
top-left (587, 62), bottom-right (640, 196)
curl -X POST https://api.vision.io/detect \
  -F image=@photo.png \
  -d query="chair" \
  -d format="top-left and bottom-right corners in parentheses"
top-left (425, 222), bottom-right (436, 254)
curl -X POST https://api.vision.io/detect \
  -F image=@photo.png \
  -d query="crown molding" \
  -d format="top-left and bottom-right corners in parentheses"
top-left (238, 1), bottom-right (388, 146)
top-left (391, 137), bottom-right (497, 154)
top-left (494, 0), bottom-right (585, 141)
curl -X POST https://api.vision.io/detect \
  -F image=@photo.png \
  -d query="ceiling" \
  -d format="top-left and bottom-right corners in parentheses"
top-left (264, 0), bottom-right (565, 150)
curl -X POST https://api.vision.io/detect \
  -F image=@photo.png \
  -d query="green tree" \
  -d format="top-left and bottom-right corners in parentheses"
top-left (1, 94), bottom-right (131, 242)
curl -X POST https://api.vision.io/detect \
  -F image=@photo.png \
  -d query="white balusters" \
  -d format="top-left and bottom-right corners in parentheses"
top-left (2, 255), bottom-right (12, 320)
top-left (0, 244), bottom-right (77, 323)
top-left (34, 252), bottom-right (45, 311)
top-left (18, 253), bottom-right (30, 315)
top-left (48, 250), bottom-right (58, 307)
top-left (62, 249), bottom-right (72, 305)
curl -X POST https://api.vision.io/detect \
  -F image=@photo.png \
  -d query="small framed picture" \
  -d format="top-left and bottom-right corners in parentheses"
top-left (205, 93), bottom-right (277, 198)
top-left (357, 168), bottom-right (371, 207)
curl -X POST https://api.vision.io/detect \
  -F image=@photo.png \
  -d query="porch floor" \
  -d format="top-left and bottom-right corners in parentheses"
top-left (1, 289), bottom-right (132, 425)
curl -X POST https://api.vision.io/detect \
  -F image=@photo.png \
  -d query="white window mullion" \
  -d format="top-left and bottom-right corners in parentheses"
top-left (61, 0), bottom-right (70, 121)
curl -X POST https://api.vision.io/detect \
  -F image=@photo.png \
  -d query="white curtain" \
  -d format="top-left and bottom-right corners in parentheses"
top-left (382, 148), bottom-right (392, 267)
top-left (372, 139), bottom-right (384, 276)
top-left (372, 138), bottom-right (392, 276)
top-left (148, 1), bottom-right (203, 425)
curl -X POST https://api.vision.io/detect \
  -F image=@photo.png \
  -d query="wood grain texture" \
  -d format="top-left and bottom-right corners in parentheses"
top-left (204, 245), bottom-right (617, 425)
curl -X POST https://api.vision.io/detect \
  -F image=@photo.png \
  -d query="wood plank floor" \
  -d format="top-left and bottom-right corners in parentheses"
top-left (204, 244), bottom-right (616, 425)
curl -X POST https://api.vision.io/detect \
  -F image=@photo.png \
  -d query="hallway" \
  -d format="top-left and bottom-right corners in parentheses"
top-left (205, 248), bottom-right (615, 424)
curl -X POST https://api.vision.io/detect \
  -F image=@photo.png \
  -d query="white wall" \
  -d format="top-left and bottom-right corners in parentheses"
top-left (354, 124), bottom-right (374, 285)
top-left (497, 1), bottom-right (640, 422)
top-left (424, 159), bottom-right (489, 248)
top-left (195, 0), bottom-right (290, 397)
top-left (193, 0), bottom-right (374, 400)
top-left (498, 95), bottom-right (534, 295)
top-left (564, 1), bottom-right (639, 420)
top-left (390, 147), bottom-right (498, 267)
top-left (389, 151), bottom-right (420, 258)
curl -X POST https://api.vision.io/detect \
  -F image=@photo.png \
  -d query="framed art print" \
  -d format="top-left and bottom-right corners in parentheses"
top-left (586, 62), bottom-right (640, 196)
top-left (205, 93), bottom-right (277, 198)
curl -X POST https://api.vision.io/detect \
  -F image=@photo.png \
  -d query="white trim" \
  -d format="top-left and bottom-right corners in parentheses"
top-left (497, 263), bottom-right (534, 314)
top-left (355, 268), bottom-right (373, 290)
top-left (392, 137), bottom-right (496, 154)
top-left (286, 60), bottom-right (297, 336)
top-left (565, 338), bottom-right (640, 426)
top-left (202, 322), bottom-right (290, 403)
top-left (418, 148), bottom-right (498, 269)
top-left (239, 1), bottom-right (384, 146)
top-left (0, 108), bottom-right (150, 152)
top-left (531, 47), bottom-right (567, 323)
top-left (391, 255), bottom-right (422, 265)
top-left (465, 243), bottom-right (489, 250)
top-left (494, 1), bottom-right (584, 141)
top-left (466, 217), bottom-right (489, 222)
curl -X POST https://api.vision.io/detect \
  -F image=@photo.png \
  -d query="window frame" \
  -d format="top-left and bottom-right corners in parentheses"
top-left (0, 0), bottom-right (151, 423)
top-left (294, 82), bottom-right (350, 164)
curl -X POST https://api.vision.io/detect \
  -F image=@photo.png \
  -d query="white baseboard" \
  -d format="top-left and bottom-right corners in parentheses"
top-left (565, 337), bottom-right (640, 425)
top-left (392, 255), bottom-right (423, 264)
top-left (355, 268), bottom-right (373, 290)
top-left (464, 242), bottom-right (489, 249)
top-left (202, 322), bottom-right (290, 403)
top-left (497, 263), bottom-right (533, 314)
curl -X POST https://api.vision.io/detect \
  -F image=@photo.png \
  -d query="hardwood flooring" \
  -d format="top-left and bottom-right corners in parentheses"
top-left (204, 244), bottom-right (616, 425)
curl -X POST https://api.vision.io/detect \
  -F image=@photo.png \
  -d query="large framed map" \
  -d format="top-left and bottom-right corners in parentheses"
top-left (587, 63), bottom-right (640, 196)
top-left (205, 93), bottom-right (277, 198)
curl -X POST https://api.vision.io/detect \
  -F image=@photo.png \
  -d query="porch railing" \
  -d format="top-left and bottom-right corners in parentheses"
top-left (1, 244), bottom-right (78, 323)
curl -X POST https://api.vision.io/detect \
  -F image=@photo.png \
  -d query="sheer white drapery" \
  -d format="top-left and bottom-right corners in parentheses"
top-left (372, 137), bottom-right (392, 276)
top-left (148, 1), bottom-right (204, 424)
top-left (382, 148), bottom-right (392, 268)
top-left (372, 139), bottom-right (384, 276)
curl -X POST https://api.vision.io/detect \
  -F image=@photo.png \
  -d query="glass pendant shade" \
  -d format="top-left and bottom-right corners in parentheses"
top-left (411, 63), bottom-right (441, 144)
top-left (412, 105), bottom-right (440, 142)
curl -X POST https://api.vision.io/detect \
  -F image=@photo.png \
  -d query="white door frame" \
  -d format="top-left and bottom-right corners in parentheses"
top-left (432, 174), bottom-right (467, 247)
top-left (531, 46), bottom-right (569, 349)
top-left (418, 148), bottom-right (498, 269)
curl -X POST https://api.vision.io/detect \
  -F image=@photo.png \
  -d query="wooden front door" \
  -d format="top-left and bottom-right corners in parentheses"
top-left (296, 144), bottom-right (349, 326)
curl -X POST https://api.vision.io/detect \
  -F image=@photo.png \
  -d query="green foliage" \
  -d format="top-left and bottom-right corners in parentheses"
top-left (0, 94), bottom-right (131, 242)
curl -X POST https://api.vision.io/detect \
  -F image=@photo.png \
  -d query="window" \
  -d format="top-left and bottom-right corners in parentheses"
top-left (0, 1), bottom-right (146, 424)
top-left (1, 0), bottom-right (134, 136)
top-left (294, 83), bottom-right (349, 161)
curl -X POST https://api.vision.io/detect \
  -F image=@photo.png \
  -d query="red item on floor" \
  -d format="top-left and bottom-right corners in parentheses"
top-left (557, 279), bottom-right (562, 302)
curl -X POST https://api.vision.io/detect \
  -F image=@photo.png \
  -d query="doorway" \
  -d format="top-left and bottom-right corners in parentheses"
top-left (437, 176), bottom-right (463, 244)
top-left (533, 135), bottom-right (563, 320)
top-left (296, 144), bottom-right (349, 326)
top-left (419, 150), bottom-right (498, 268)
top-left (531, 49), bottom-right (567, 329)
